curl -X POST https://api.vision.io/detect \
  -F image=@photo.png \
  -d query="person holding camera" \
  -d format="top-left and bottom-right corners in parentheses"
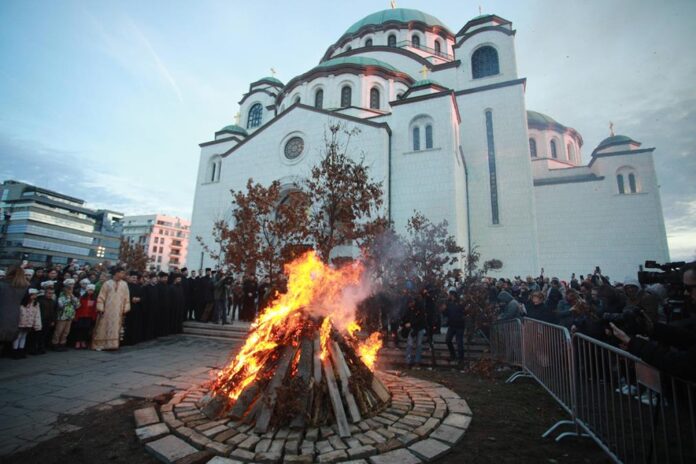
top-left (610, 263), bottom-right (696, 381)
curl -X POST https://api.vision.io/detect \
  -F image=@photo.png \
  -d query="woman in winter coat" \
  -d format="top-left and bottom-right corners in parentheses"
top-left (12, 288), bottom-right (42, 358)
top-left (0, 265), bottom-right (30, 354)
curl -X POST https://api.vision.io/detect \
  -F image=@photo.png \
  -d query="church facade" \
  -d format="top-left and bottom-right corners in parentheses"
top-left (188, 9), bottom-right (669, 280)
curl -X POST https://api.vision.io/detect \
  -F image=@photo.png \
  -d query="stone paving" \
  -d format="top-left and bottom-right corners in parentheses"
top-left (0, 335), bottom-right (238, 456)
top-left (137, 372), bottom-right (472, 463)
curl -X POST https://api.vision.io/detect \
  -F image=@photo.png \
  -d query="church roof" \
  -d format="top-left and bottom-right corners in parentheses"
top-left (251, 76), bottom-right (284, 87)
top-left (410, 78), bottom-right (444, 88)
top-left (596, 135), bottom-right (639, 149)
top-left (527, 110), bottom-right (563, 128)
top-left (217, 124), bottom-right (248, 136)
top-left (315, 56), bottom-right (399, 73)
top-left (343, 8), bottom-right (452, 36)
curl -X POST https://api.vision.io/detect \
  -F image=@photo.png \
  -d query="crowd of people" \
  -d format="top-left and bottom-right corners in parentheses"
top-left (2, 259), bottom-right (694, 381)
top-left (378, 265), bottom-right (695, 380)
top-left (0, 262), bottom-right (275, 359)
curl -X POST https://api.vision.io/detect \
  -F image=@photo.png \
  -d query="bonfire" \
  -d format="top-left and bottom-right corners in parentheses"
top-left (199, 252), bottom-right (388, 438)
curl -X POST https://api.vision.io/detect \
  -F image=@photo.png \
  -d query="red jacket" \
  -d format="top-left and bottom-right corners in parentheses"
top-left (76, 294), bottom-right (97, 320)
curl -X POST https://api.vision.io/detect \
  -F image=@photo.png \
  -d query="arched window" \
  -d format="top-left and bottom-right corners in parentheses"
top-left (396, 92), bottom-right (404, 100)
top-left (425, 124), bottom-right (433, 149)
top-left (346, 46), bottom-right (352, 52)
top-left (628, 173), bottom-right (637, 193)
top-left (617, 175), bottom-right (625, 194)
top-left (567, 143), bottom-right (575, 162)
top-left (550, 140), bottom-right (558, 158)
top-left (369, 87), bottom-right (380, 109)
top-left (208, 156), bottom-right (221, 183)
top-left (294, 95), bottom-right (301, 104)
top-left (434, 40), bottom-right (441, 54)
top-left (340, 86), bottom-right (352, 107)
top-left (471, 46), bottom-right (500, 79)
top-left (412, 127), bottom-right (420, 151)
top-left (314, 89), bottom-right (323, 109)
top-left (412, 35), bottom-right (420, 48)
top-left (388, 34), bottom-right (396, 47)
top-left (365, 38), bottom-right (373, 47)
top-left (529, 138), bottom-right (537, 157)
top-left (485, 110), bottom-right (500, 224)
top-left (247, 103), bottom-right (263, 128)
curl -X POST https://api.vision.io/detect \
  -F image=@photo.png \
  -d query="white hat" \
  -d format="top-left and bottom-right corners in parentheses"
top-left (28, 288), bottom-right (39, 295)
top-left (87, 284), bottom-right (96, 291)
top-left (80, 278), bottom-right (91, 285)
top-left (40, 280), bottom-right (55, 288)
top-left (63, 278), bottom-right (76, 286)
top-left (24, 269), bottom-right (35, 277)
top-left (623, 277), bottom-right (640, 288)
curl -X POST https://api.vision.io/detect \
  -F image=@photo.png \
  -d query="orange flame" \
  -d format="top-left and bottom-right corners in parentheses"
top-left (346, 320), bottom-right (360, 338)
top-left (358, 332), bottom-right (383, 370)
top-left (319, 317), bottom-right (332, 361)
top-left (212, 251), bottom-right (369, 401)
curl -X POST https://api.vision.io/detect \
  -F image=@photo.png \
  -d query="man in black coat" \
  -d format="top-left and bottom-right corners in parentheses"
top-left (169, 274), bottom-right (186, 334)
top-left (241, 275), bottom-right (258, 322)
top-left (124, 271), bottom-right (144, 345)
top-left (443, 290), bottom-right (466, 364)
top-left (142, 273), bottom-right (158, 341)
top-left (197, 268), bottom-right (214, 322)
top-left (156, 272), bottom-right (170, 336)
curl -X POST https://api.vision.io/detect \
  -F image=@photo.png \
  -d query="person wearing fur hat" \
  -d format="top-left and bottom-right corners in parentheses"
top-left (73, 284), bottom-right (97, 349)
top-left (12, 289), bottom-right (42, 359)
top-left (77, 278), bottom-right (91, 298)
top-left (52, 279), bottom-right (78, 351)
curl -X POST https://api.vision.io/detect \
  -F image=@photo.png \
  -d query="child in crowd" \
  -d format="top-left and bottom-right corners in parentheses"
top-left (53, 279), bottom-right (78, 351)
top-left (73, 284), bottom-right (97, 349)
top-left (31, 281), bottom-right (57, 353)
top-left (12, 289), bottom-right (42, 359)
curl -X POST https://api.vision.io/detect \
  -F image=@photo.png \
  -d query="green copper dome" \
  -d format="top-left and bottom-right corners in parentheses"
top-left (218, 124), bottom-right (248, 136)
top-left (597, 135), bottom-right (638, 149)
top-left (527, 110), bottom-right (564, 128)
top-left (315, 56), bottom-right (400, 73)
top-left (344, 8), bottom-right (451, 36)
top-left (253, 76), bottom-right (284, 86)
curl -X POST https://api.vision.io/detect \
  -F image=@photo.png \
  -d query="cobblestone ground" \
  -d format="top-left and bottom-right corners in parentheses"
top-left (0, 336), bottom-right (237, 456)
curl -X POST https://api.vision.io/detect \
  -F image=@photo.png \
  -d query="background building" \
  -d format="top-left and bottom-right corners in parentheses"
top-left (188, 8), bottom-right (670, 280)
top-left (0, 180), bottom-right (123, 268)
top-left (121, 214), bottom-right (190, 271)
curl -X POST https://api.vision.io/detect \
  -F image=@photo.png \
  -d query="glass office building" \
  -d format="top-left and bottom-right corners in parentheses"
top-left (0, 180), bottom-right (123, 267)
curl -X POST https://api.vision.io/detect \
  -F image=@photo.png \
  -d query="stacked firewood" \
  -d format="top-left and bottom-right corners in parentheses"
top-left (199, 317), bottom-right (390, 438)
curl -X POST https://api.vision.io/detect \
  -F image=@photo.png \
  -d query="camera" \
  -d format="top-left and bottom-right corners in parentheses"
top-left (638, 260), bottom-right (687, 318)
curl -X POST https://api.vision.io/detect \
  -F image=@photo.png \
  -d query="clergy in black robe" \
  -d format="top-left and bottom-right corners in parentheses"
top-left (197, 269), bottom-right (214, 322)
top-left (124, 272), bottom-right (144, 345)
top-left (142, 273), bottom-right (159, 341)
top-left (169, 275), bottom-right (185, 334)
top-left (156, 272), bottom-right (170, 336)
top-left (241, 275), bottom-right (258, 322)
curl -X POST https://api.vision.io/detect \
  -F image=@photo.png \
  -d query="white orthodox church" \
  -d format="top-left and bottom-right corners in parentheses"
top-left (188, 8), bottom-right (670, 280)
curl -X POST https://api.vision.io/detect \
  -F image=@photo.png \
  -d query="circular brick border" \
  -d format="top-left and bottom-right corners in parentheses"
top-left (134, 372), bottom-right (472, 464)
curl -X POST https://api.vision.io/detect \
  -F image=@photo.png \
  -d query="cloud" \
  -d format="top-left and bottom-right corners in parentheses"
top-left (83, 9), bottom-right (183, 103)
top-left (0, 133), bottom-right (191, 218)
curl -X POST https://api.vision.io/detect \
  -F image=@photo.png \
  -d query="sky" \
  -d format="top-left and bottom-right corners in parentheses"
top-left (0, 0), bottom-right (694, 261)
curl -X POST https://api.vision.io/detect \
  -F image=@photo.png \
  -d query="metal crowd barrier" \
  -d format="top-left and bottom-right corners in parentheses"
top-left (491, 318), bottom-right (696, 464)
top-left (489, 318), bottom-right (523, 367)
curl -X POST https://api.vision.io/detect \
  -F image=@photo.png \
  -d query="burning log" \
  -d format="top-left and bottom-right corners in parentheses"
top-left (289, 338), bottom-right (314, 429)
top-left (331, 341), bottom-right (362, 423)
top-left (255, 345), bottom-right (297, 433)
top-left (322, 343), bottom-right (352, 437)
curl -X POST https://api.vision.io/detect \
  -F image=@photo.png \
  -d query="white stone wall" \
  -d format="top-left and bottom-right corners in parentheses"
top-left (457, 83), bottom-right (540, 277)
top-left (188, 106), bottom-right (390, 272)
top-left (534, 150), bottom-right (670, 280)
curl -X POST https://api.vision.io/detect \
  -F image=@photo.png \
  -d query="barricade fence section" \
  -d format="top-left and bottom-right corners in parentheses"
top-left (490, 319), bottom-right (696, 464)
top-left (522, 319), bottom-right (574, 417)
top-left (490, 318), bottom-right (523, 367)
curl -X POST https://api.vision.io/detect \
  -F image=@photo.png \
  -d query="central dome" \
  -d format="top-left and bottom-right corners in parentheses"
top-left (343, 8), bottom-right (452, 36)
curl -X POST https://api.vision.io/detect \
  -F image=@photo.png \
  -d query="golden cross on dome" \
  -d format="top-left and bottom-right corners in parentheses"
top-left (609, 121), bottom-right (615, 136)
top-left (270, 67), bottom-right (277, 77)
top-left (419, 65), bottom-right (429, 80)
top-left (234, 112), bottom-right (241, 124)
top-left (390, 0), bottom-right (397, 9)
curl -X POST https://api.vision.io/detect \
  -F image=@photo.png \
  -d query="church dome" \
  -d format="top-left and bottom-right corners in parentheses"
top-left (596, 135), bottom-right (639, 150)
top-left (527, 110), bottom-right (564, 128)
top-left (343, 8), bottom-right (452, 36)
top-left (252, 76), bottom-right (284, 87)
top-left (218, 124), bottom-right (248, 136)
